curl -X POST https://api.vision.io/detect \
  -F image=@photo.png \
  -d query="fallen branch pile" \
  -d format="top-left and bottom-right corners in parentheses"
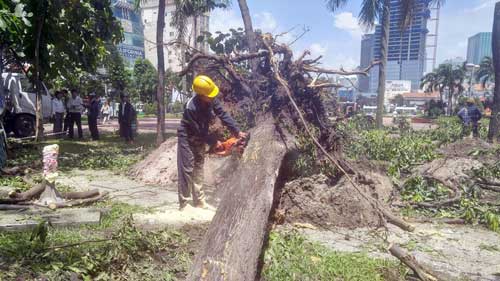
top-left (175, 33), bottom-right (420, 280)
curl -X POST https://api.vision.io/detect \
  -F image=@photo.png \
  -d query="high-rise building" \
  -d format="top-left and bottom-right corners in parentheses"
top-left (359, 34), bottom-right (374, 92)
top-left (362, 0), bottom-right (431, 93)
top-left (467, 32), bottom-right (492, 65)
top-left (111, 0), bottom-right (145, 66)
top-left (141, 0), bottom-right (210, 72)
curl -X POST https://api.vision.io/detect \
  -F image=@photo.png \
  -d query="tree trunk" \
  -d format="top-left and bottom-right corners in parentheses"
top-left (193, 15), bottom-right (198, 51)
top-left (488, 2), bottom-right (500, 142)
top-left (156, 0), bottom-right (166, 146)
top-left (187, 118), bottom-right (288, 281)
top-left (447, 88), bottom-right (453, 116)
top-left (376, 0), bottom-right (390, 129)
top-left (237, 0), bottom-right (258, 71)
top-left (34, 4), bottom-right (46, 142)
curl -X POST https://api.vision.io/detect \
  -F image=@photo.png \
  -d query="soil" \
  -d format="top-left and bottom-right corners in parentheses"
top-left (129, 137), bottom-right (240, 203)
top-left (292, 223), bottom-right (500, 281)
top-left (279, 171), bottom-right (393, 229)
top-left (437, 138), bottom-right (496, 160)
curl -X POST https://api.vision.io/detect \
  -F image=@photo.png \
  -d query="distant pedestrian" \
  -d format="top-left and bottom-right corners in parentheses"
top-left (101, 101), bottom-right (111, 125)
top-left (87, 93), bottom-right (100, 140)
top-left (52, 91), bottom-right (65, 136)
top-left (67, 89), bottom-right (84, 139)
top-left (118, 94), bottom-right (134, 143)
top-left (457, 98), bottom-right (482, 138)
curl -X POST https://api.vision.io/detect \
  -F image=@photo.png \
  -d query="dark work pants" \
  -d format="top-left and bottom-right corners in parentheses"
top-left (63, 113), bottom-right (71, 133)
top-left (119, 121), bottom-right (133, 141)
top-left (177, 134), bottom-right (206, 206)
top-left (88, 115), bottom-right (99, 140)
top-left (69, 112), bottom-right (83, 139)
top-left (462, 122), bottom-right (480, 138)
top-left (53, 113), bottom-right (63, 135)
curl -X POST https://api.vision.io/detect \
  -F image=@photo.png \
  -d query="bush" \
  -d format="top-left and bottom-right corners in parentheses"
top-left (143, 103), bottom-right (157, 115)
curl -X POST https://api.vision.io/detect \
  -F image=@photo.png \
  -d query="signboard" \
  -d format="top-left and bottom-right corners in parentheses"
top-left (120, 19), bottom-right (133, 33)
top-left (117, 45), bottom-right (145, 60)
top-left (385, 80), bottom-right (411, 101)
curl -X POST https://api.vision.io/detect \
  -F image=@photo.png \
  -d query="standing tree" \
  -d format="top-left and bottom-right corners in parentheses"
top-left (6, 0), bottom-right (122, 140)
top-left (105, 45), bottom-right (132, 99)
top-left (488, 2), bottom-right (500, 142)
top-left (327, 0), bottom-right (445, 128)
top-left (237, 0), bottom-right (257, 70)
top-left (133, 58), bottom-right (158, 103)
top-left (421, 63), bottom-right (465, 115)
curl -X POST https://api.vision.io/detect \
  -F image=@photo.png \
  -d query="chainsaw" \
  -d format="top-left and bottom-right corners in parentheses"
top-left (212, 133), bottom-right (250, 157)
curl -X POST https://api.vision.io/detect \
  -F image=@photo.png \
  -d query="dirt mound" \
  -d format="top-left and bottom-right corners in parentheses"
top-left (279, 171), bottom-right (393, 229)
top-left (437, 138), bottom-right (494, 159)
top-left (129, 138), bottom-right (239, 191)
top-left (417, 157), bottom-right (483, 185)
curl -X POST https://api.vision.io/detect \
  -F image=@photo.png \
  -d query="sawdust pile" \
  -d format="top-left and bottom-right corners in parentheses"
top-left (130, 138), bottom-right (239, 190)
top-left (279, 171), bottom-right (393, 229)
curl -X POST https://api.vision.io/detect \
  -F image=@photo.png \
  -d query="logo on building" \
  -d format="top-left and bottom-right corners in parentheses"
top-left (117, 45), bottom-right (145, 60)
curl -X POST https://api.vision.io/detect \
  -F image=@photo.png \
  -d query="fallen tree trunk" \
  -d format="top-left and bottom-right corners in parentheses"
top-left (187, 118), bottom-right (288, 281)
top-left (388, 244), bottom-right (438, 281)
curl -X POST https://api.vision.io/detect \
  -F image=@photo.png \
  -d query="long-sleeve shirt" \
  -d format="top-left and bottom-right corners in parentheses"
top-left (52, 98), bottom-right (65, 114)
top-left (178, 96), bottom-right (240, 146)
top-left (88, 100), bottom-right (100, 118)
top-left (67, 96), bottom-right (84, 113)
top-left (458, 105), bottom-right (482, 125)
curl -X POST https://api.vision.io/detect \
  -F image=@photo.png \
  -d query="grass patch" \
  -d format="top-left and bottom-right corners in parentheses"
top-left (262, 231), bottom-right (405, 281)
top-left (0, 202), bottom-right (190, 280)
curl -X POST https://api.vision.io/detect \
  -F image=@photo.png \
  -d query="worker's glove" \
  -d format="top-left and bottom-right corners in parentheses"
top-left (214, 141), bottom-right (224, 153)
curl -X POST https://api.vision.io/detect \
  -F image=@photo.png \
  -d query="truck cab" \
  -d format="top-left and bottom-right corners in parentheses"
top-left (1, 72), bottom-right (52, 137)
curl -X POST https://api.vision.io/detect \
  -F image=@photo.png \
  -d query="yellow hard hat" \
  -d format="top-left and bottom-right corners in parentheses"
top-left (467, 98), bottom-right (475, 104)
top-left (192, 75), bottom-right (219, 98)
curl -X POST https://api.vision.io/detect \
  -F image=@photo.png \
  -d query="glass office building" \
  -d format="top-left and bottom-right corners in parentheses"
top-left (112, 0), bottom-right (145, 66)
top-left (362, 0), bottom-right (431, 92)
top-left (467, 32), bottom-right (492, 65)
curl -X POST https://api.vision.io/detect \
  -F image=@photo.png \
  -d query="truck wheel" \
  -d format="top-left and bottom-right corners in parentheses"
top-left (14, 114), bottom-right (35, 138)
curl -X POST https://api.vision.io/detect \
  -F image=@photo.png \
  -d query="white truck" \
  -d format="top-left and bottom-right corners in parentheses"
top-left (1, 72), bottom-right (52, 137)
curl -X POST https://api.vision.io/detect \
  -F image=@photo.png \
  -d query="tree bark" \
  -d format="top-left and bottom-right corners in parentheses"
top-left (237, 0), bottom-right (258, 71)
top-left (187, 118), bottom-right (287, 281)
top-left (156, 0), bottom-right (166, 146)
top-left (388, 244), bottom-right (438, 281)
top-left (376, 0), bottom-right (390, 128)
top-left (34, 2), bottom-right (46, 141)
top-left (488, 2), bottom-right (500, 142)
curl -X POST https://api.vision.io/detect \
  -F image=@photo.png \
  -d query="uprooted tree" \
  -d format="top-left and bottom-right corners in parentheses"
top-left (167, 33), bottom-right (424, 281)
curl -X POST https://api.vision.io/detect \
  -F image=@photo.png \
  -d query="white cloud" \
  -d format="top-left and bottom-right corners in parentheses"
top-left (309, 43), bottom-right (328, 57)
top-left (334, 12), bottom-right (362, 39)
top-left (254, 12), bottom-right (278, 32)
top-left (209, 9), bottom-right (243, 33)
top-left (465, 0), bottom-right (496, 13)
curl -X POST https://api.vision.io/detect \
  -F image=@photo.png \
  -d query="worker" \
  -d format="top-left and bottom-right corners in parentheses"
top-left (457, 98), bottom-right (482, 138)
top-left (118, 93), bottom-right (135, 144)
top-left (177, 75), bottom-right (246, 210)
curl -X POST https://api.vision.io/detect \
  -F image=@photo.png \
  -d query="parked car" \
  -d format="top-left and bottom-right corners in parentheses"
top-left (1, 72), bottom-right (52, 137)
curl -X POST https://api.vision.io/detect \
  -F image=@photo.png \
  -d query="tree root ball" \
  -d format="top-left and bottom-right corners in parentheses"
top-left (279, 172), bottom-right (393, 229)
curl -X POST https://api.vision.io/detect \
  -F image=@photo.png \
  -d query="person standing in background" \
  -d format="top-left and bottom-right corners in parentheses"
top-left (87, 93), bottom-right (100, 140)
top-left (67, 89), bottom-right (84, 139)
top-left (52, 91), bottom-right (65, 136)
top-left (62, 89), bottom-right (71, 135)
top-left (118, 93), bottom-right (134, 143)
top-left (101, 100), bottom-right (111, 125)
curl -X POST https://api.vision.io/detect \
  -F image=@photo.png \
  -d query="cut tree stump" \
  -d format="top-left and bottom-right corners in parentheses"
top-left (187, 118), bottom-right (288, 281)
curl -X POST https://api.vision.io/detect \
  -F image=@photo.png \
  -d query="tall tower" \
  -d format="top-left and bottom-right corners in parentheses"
top-left (359, 34), bottom-right (374, 93)
top-left (467, 32), bottom-right (493, 65)
top-left (141, 0), bottom-right (210, 72)
top-left (368, 0), bottom-right (431, 92)
top-left (111, 0), bottom-right (145, 66)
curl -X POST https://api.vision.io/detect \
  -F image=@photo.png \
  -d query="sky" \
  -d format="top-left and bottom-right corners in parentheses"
top-left (209, 0), bottom-right (496, 72)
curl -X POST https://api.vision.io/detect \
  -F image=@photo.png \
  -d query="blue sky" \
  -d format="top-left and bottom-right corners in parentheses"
top-left (210, 0), bottom-right (496, 72)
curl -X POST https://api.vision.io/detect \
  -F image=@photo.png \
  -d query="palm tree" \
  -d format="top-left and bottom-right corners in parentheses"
top-left (420, 72), bottom-right (440, 96)
top-left (488, 2), bottom-right (500, 142)
top-left (327, 0), bottom-right (445, 128)
top-left (422, 63), bottom-right (465, 115)
top-left (476, 56), bottom-right (494, 88)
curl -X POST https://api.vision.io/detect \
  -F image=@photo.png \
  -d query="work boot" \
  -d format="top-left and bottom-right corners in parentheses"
top-left (194, 199), bottom-right (215, 210)
top-left (179, 201), bottom-right (189, 211)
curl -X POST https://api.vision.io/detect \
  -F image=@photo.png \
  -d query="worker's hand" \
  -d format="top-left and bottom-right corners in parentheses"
top-left (214, 141), bottom-right (224, 152)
